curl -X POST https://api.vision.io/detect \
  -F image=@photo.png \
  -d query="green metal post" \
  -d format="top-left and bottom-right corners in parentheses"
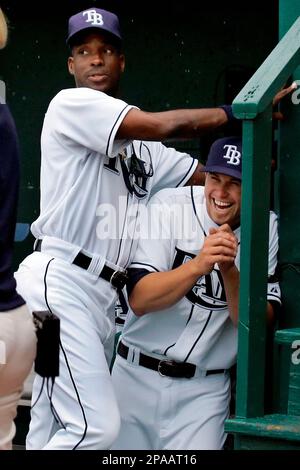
top-left (230, 17), bottom-right (300, 420)
top-left (236, 107), bottom-right (273, 418)
top-left (277, 0), bottom-right (300, 329)
top-left (224, 13), bottom-right (300, 448)
top-left (279, 0), bottom-right (300, 39)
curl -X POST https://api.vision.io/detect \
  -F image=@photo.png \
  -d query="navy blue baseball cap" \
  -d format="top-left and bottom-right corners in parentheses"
top-left (201, 136), bottom-right (242, 180)
top-left (66, 8), bottom-right (122, 46)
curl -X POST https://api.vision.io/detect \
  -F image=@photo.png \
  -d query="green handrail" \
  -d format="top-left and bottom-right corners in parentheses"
top-left (233, 16), bottom-right (300, 119)
top-left (232, 16), bottom-right (300, 418)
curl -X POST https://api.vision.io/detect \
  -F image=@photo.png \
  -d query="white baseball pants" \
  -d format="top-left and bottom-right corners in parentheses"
top-left (111, 353), bottom-right (231, 450)
top-left (15, 251), bottom-right (120, 450)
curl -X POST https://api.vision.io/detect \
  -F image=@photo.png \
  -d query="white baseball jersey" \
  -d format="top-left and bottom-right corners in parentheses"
top-left (121, 185), bottom-right (281, 370)
top-left (15, 87), bottom-right (198, 449)
top-left (31, 87), bottom-right (197, 270)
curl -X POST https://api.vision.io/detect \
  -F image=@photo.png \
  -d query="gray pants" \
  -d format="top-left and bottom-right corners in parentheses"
top-left (0, 304), bottom-right (36, 450)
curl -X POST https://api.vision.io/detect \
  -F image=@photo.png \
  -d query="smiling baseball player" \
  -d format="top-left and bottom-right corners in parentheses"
top-left (111, 136), bottom-right (281, 450)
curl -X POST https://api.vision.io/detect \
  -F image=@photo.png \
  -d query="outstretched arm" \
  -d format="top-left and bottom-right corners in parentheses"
top-left (184, 83), bottom-right (298, 186)
top-left (116, 107), bottom-right (229, 141)
top-left (117, 83), bottom-right (296, 142)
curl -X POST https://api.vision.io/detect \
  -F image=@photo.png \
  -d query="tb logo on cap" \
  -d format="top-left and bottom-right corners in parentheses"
top-left (223, 144), bottom-right (241, 166)
top-left (83, 9), bottom-right (104, 26)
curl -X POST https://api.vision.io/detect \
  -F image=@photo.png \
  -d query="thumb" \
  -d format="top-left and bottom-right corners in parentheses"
top-left (209, 227), bottom-right (218, 235)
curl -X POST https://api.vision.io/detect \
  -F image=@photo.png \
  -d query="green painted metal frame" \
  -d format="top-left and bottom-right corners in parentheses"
top-left (233, 17), bottom-right (300, 119)
top-left (232, 16), bottom-right (300, 419)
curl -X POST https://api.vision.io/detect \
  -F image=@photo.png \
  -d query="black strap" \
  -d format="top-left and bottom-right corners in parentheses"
top-left (117, 341), bottom-right (226, 378)
top-left (73, 253), bottom-right (120, 283)
top-left (73, 252), bottom-right (91, 270)
top-left (35, 239), bottom-right (128, 290)
top-left (100, 264), bottom-right (117, 282)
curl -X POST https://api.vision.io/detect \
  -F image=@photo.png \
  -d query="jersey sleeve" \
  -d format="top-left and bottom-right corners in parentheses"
top-left (267, 212), bottom-right (281, 306)
top-left (148, 142), bottom-right (198, 195)
top-left (126, 268), bottom-right (151, 297)
top-left (47, 88), bottom-right (136, 158)
top-left (130, 191), bottom-right (174, 273)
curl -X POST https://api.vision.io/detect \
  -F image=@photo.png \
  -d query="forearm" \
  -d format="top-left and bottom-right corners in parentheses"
top-left (117, 107), bottom-right (228, 141)
top-left (221, 265), bottom-right (240, 326)
top-left (222, 268), bottom-right (275, 327)
top-left (156, 108), bottom-right (228, 139)
top-left (129, 260), bottom-right (202, 316)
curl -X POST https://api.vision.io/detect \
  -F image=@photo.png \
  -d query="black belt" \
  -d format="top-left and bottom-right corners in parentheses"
top-left (34, 239), bottom-right (129, 290)
top-left (117, 341), bottom-right (226, 379)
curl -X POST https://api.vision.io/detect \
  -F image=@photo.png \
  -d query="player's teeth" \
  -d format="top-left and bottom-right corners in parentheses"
top-left (214, 199), bottom-right (230, 207)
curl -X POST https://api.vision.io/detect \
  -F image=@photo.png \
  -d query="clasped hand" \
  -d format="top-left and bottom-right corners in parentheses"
top-left (196, 224), bottom-right (238, 275)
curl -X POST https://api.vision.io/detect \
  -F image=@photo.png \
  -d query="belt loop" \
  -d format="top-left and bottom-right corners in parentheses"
top-left (33, 238), bottom-right (40, 251)
top-left (119, 341), bottom-right (140, 365)
top-left (194, 368), bottom-right (207, 378)
top-left (130, 346), bottom-right (139, 365)
top-left (86, 256), bottom-right (105, 277)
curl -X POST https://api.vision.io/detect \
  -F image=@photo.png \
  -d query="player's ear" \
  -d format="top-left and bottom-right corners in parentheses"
top-left (120, 54), bottom-right (125, 73)
top-left (68, 56), bottom-right (74, 75)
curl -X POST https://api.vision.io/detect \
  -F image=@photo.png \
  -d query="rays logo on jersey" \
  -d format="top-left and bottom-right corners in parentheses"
top-left (121, 144), bottom-right (153, 199)
top-left (172, 247), bottom-right (227, 310)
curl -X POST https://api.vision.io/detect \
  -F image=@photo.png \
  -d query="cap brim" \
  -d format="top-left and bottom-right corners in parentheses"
top-left (67, 26), bottom-right (122, 46)
top-left (200, 165), bottom-right (242, 180)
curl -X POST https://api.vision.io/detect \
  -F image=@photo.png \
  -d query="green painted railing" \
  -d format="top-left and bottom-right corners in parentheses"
top-left (232, 16), bottom-right (300, 419)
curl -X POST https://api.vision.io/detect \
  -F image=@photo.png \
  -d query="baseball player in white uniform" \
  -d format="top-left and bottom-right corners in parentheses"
top-left (14, 8), bottom-right (240, 450)
top-left (111, 136), bottom-right (281, 450)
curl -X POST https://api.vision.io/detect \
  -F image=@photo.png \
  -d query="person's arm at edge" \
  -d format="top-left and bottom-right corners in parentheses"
top-left (116, 107), bottom-right (228, 141)
top-left (117, 107), bottom-right (221, 186)
top-left (116, 83), bottom-right (296, 143)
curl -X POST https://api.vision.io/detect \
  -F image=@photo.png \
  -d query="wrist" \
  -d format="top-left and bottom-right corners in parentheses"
top-left (219, 104), bottom-right (237, 122)
top-left (219, 262), bottom-right (238, 277)
top-left (189, 257), bottom-right (206, 278)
